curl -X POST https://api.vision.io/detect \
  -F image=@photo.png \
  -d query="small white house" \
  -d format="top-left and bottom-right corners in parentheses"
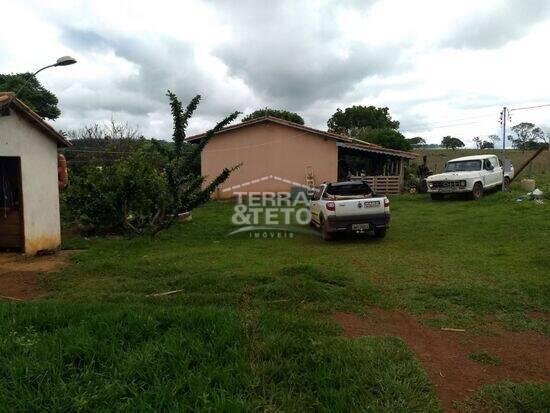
top-left (0, 92), bottom-right (70, 255)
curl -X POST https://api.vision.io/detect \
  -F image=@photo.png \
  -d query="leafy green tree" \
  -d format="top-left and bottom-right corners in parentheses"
top-left (441, 136), bottom-right (465, 150)
top-left (510, 122), bottom-right (546, 151)
top-left (538, 129), bottom-right (549, 149)
top-left (163, 91), bottom-right (240, 218)
top-left (472, 137), bottom-right (482, 149)
top-left (61, 120), bottom-right (146, 174)
top-left (327, 105), bottom-right (399, 135)
top-left (351, 128), bottom-right (412, 151)
top-left (406, 136), bottom-right (426, 147)
top-left (0, 73), bottom-right (61, 119)
top-left (488, 134), bottom-right (500, 144)
top-left (480, 140), bottom-right (494, 149)
top-left (242, 108), bottom-right (304, 125)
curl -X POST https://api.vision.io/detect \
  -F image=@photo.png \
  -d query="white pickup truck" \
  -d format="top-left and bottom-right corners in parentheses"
top-left (309, 181), bottom-right (390, 240)
top-left (426, 155), bottom-right (514, 200)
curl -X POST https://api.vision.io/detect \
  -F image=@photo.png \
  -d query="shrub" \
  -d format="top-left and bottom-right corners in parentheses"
top-left (63, 145), bottom-right (171, 234)
top-left (63, 92), bottom-right (240, 235)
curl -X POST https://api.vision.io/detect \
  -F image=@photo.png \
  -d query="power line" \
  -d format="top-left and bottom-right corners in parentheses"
top-left (510, 103), bottom-right (550, 112)
top-left (402, 102), bottom-right (550, 133)
top-left (402, 120), bottom-right (491, 133)
top-left (403, 113), bottom-right (495, 129)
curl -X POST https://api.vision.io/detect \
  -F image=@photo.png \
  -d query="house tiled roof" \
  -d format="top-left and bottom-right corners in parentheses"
top-left (185, 115), bottom-right (416, 159)
top-left (185, 115), bottom-right (353, 143)
top-left (0, 92), bottom-right (70, 147)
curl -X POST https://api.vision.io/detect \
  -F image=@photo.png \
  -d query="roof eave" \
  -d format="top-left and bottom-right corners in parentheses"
top-left (337, 142), bottom-right (417, 159)
top-left (184, 116), bottom-right (353, 144)
top-left (0, 92), bottom-right (71, 147)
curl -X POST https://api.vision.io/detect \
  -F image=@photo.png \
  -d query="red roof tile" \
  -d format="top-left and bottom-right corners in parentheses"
top-left (185, 115), bottom-right (416, 159)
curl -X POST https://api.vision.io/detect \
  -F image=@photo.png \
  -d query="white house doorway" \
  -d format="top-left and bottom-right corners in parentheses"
top-left (0, 157), bottom-right (24, 251)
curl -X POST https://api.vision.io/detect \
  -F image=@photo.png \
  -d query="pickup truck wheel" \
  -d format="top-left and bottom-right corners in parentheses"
top-left (374, 228), bottom-right (386, 238)
top-left (321, 219), bottom-right (333, 241)
top-left (430, 194), bottom-right (444, 201)
top-left (503, 177), bottom-right (510, 191)
top-left (470, 182), bottom-right (483, 200)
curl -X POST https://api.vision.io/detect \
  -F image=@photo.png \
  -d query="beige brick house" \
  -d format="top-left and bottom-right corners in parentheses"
top-left (186, 116), bottom-right (416, 198)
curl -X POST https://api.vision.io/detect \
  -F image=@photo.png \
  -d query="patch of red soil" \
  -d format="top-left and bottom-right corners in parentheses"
top-left (0, 251), bottom-right (73, 301)
top-left (0, 272), bottom-right (47, 300)
top-left (527, 311), bottom-right (550, 321)
top-left (334, 308), bottom-right (550, 412)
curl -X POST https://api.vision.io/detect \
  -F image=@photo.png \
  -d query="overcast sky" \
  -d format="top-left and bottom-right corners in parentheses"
top-left (2, 0), bottom-right (550, 146)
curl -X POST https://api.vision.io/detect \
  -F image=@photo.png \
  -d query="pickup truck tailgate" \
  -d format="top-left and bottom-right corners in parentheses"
top-left (333, 198), bottom-right (385, 216)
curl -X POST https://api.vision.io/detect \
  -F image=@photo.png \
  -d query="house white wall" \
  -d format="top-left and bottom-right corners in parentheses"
top-left (0, 108), bottom-right (61, 254)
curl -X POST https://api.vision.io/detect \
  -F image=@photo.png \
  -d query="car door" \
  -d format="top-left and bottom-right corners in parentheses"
top-left (309, 186), bottom-right (323, 224)
top-left (481, 159), bottom-right (495, 187)
top-left (489, 156), bottom-right (502, 186)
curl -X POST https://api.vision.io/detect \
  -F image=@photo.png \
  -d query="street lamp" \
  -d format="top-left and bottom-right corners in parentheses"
top-left (16, 56), bottom-right (77, 95)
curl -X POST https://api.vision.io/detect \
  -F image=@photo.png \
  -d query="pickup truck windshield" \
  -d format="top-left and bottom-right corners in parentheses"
top-left (325, 183), bottom-right (373, 197)
top-left (445, 160), bottom-right (481, 172)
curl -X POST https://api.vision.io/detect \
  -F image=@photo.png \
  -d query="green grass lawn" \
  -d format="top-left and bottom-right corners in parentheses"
top-left (1, 177), bottom-right (548, 412)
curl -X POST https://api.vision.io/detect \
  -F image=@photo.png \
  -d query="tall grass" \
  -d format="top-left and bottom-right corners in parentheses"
top-left (1, 175), bottom-right (548, 411)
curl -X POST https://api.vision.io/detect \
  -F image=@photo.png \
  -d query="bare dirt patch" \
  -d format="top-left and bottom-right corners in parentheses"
top-left (334, 308), bottom-right (550, 412)
top-left (527, 311), bottom-right (550, 321)
top-left (0, 251), bottom-right (73, 301)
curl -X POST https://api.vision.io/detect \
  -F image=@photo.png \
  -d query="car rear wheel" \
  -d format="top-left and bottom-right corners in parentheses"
top-left (471, 182), bottom-right (483, 200)
top-left (374, 228), bottom-right (386, 238)
top-left (320, 218), bottom-right (333, 241)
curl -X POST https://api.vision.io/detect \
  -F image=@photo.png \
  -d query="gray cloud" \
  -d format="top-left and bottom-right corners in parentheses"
top-left (61, 28), bottom-right (110, 52)
top-left (212, 1), bottom-right (400, 110)
top-left (58, 26), bottom-right (254, 136)
top-left (442, 0), bottom-right (550, 49)
top-left (61, 28), bottom-right (225, 110)
top-left (6, 0), bottom-right (549, 144)
top-left (57, 2), bottom-right (402, 135)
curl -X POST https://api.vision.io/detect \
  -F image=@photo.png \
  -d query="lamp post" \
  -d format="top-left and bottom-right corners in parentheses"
top-left (15, 56), bottom-right (77, 95)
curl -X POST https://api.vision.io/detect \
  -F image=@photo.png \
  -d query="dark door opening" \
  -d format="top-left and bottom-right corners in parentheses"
top-left (0, 157), bottom-right (24, 251)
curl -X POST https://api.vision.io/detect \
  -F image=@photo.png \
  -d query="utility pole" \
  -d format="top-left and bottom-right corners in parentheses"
top-left (499, 106), bottom-right (509, 150)
top-left (499, 107), bottom-right (511, 190)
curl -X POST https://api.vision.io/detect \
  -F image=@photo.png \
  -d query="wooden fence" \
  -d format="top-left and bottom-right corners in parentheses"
top-left (349, 175), bottom-right (401, 194)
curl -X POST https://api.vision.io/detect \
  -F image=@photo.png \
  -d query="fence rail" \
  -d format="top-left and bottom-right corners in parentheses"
top-left (349, 175), bottom-right (402, 194)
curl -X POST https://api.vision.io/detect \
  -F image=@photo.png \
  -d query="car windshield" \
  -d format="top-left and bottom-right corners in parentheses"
top-left (324, 183), bottom-right (373, 198)
top-left (445, 160), bottom-right (481, 172)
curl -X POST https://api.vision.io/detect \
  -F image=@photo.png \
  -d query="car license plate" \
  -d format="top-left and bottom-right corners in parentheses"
top-left (352, 223), bottom-right (370, 231)
top-left (364, 201), bottom-right (380, 207)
